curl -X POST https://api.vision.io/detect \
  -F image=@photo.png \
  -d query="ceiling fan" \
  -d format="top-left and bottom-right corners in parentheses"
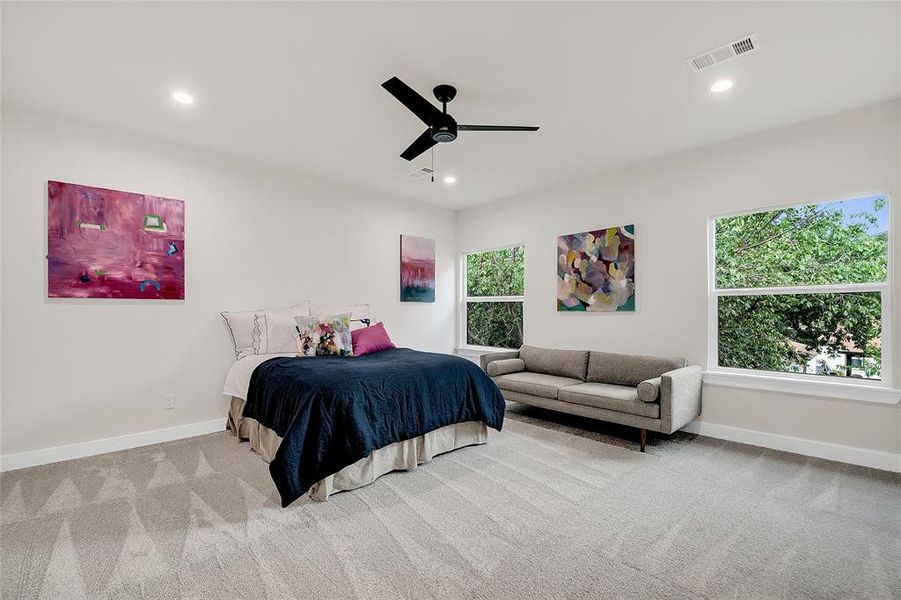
top-left (381, 76), bottom-right (539, 161)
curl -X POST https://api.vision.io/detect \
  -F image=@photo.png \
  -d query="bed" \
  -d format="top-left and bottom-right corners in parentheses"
top-left (223, 347), bottom-right (506, 506)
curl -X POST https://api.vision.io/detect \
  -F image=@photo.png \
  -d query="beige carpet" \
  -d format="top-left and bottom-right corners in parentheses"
top-left (1, 415), bottom-right (899, 599)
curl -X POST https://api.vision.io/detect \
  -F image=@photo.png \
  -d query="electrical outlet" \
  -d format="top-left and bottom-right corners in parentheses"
top-left (164, 394), bottom-right (176, 410)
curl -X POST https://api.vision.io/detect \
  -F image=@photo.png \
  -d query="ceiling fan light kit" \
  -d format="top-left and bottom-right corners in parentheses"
top-left (381, 76), bottom-right (539, 161)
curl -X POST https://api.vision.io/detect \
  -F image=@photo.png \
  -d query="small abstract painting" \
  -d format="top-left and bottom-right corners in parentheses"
top-left (557, 224), bottom-right (635, 312)
top-left (47, 181), bottom-right (185, 299)
top-left (400, 235), bottom-right (435, 302)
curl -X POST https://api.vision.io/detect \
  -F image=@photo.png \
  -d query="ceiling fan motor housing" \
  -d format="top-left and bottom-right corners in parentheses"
top-left (431, 114), bottom-right (458, 143)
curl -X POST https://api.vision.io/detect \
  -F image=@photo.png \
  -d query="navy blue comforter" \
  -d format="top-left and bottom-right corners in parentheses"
top-left (244, 347), bottom-right (505, 507)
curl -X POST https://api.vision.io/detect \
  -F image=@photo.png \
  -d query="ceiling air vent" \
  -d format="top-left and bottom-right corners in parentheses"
top-left (408, 167), bottom-right (434, 179)
top-left (686, 34), bottom-right (759, 72)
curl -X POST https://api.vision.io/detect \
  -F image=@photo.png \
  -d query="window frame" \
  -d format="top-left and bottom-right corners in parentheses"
top-left (459, 243), bottom-right (525, 351)
top-left (706, 191), bottom-right (894, 395)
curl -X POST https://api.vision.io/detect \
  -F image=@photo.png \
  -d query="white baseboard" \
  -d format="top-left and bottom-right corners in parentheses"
top-left (4, 416), bottom-right (897, 474)
top-left (0, 418), bottom-right (227, 472)
top-left (682, 420), bottom-right (901, 473)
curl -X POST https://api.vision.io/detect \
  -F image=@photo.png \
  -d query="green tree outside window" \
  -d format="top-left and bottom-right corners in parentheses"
top-left (466, 246), bottom-right (525, 348)
top-left (715, 196), bottom-right (887, 379)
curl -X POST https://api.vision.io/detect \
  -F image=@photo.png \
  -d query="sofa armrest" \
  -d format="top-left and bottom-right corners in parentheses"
top-left (480, 350), bottom-right (521, 373)
top-left (659, 365), bottom-right (703, 434)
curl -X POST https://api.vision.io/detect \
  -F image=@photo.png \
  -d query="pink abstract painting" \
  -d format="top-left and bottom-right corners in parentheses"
top-left (47, 181), bottom-right (185, 299)
top-left (400, 235), bottom-right (435, 302)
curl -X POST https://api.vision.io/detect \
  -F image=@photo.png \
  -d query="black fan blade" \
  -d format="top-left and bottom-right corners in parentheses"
top-left (458, 125), bottom-right (540, 131)
top-left (382, 77), bottom-right (443, 125)
top-left (400, 128), bottom-right (437, 161)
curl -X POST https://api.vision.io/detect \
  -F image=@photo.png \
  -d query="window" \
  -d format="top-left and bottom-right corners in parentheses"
top-left (710, 194), bottom-right (890, 383)
top-left (463, 245), bottom-right (525, 349)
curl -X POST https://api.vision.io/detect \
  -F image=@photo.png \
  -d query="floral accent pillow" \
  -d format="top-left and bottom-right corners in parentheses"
top-left (294, 313), bottom-right (353, 357)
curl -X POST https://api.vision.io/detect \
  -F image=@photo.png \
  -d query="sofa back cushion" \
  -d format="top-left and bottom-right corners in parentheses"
top-left (587, 352), bottom-right (685, 387)
top-left (520, 345), bottom-right (589, 380)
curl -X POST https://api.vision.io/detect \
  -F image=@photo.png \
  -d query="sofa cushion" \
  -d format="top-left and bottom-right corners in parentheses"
top-left (495, 372), bottom-right (583, 400)
top-left (558, 383), bottom-right (660, 419)
top-left (520, 345), bottom-right (589, 380)
top-left (487, 358), bottom-right (525, 376)
top-left (637, 377), bottom-right (661, 402)
top-left (587, 352), bottom-right (685, 387)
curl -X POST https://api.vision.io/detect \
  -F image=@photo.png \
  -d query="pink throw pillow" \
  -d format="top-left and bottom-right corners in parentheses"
top-left (351, 322), bottom-right (396, 356)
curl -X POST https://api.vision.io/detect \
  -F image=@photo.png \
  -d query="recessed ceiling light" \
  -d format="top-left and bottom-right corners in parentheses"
top-left (444, 175), bottom-right (456, 184)
top-left (710, 79), bottom-right (734, 93)
top-left (172, 90), bottom-right (194, 105)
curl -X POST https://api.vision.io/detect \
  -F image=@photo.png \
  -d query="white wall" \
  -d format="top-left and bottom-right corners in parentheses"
top-left (1, 106), bottom-right (457, 457)
top-left (457, 100), bottom-right (901, 457)
top-left (3, 101), bottom-right (899, 467)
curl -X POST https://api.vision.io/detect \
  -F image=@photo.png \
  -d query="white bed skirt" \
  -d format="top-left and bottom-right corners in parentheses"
top-left (227, 397), bottom-right (488, 501)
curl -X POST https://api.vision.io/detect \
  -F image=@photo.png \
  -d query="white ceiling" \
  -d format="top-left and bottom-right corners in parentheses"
top-left (3, 2), bottom-right (899, 209)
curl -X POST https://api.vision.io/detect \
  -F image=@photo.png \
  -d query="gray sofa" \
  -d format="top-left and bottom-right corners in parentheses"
top-left (481, 345), bottom-right (702, 451)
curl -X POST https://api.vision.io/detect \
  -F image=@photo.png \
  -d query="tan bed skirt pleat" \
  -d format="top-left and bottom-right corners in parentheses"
top-left (227, 396), bottom-right (489, 501)
top-left (227, 396), bottom-right (283, 462)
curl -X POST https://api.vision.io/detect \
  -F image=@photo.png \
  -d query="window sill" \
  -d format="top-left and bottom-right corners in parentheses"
top-left (456, 345), bottom-right (518, 357)
top-left (703, 371), bottom-right (901, 404)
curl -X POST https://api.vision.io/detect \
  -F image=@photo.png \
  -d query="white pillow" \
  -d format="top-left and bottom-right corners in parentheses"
top-left (222, 301), bottom-right (310, 359)
top-left (263, 303), bottom-right (311, 353)
top-left (221, 310), bottom-right (265, 360)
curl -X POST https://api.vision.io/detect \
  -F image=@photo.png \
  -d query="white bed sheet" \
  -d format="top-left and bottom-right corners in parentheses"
top-left (223, 353), bottom-right (295, 400)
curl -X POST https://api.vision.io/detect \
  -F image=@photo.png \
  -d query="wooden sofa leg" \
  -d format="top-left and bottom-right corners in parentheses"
top-left (639, 429), bottom-right (647, 452)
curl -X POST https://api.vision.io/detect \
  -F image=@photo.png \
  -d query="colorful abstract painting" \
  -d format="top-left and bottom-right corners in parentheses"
top-left (47, 181), bottom-right (185, 299)
top-left (557, 224), bottom-right (635, 311)
top-left (400, 235), bottom-right (435, 302)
